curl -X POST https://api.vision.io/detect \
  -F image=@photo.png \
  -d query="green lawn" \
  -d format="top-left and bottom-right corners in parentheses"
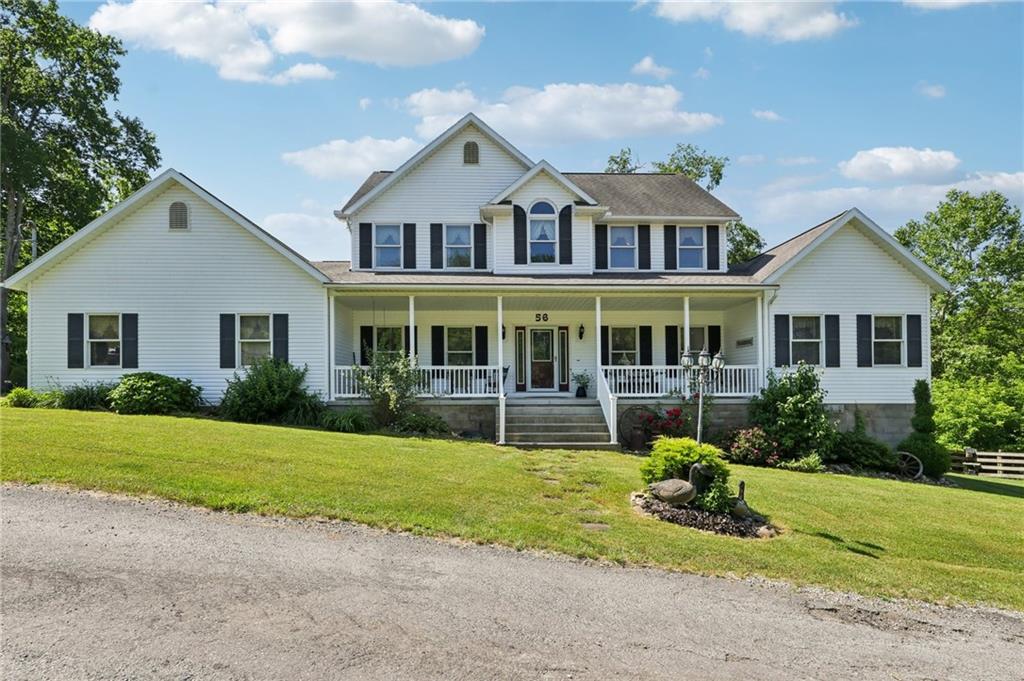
top-left (3, 408), bottom-right (1022, 610)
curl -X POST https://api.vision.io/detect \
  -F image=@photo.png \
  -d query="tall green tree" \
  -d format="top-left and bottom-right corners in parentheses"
top-left (725, 221), bottom-right (766, 266)
top-left (894, 189), bottom-right (1024, 379)
top-left (604, 147), bottom-right (642, 173)
top-left (0, 0), bottom-right (160, 388)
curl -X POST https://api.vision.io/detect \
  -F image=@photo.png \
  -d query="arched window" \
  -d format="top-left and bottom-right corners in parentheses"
top-left (463, 141), bottom-right (479, 164)
top-left (528, 200), bottom-right (556, 263)
top-left (168, 201), bottom-right (189, 230)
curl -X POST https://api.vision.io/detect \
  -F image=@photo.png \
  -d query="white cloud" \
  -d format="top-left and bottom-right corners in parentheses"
top-left (89, 0), bottom-right (483, 83)
top-left (737, 154), bottom-right (766, 166)
top-left (359, 97), bottom-right (372, 111)
top-left (838, 146), bottom-right (961, 182)
top-left (693, 66), bottom-right (711, 80)
top-left (777, 155), bottom-right (818, 166)
top-left (653, 1), bottom-right (857, 42)
top-left (405, 83), bottom-right (722, 144)
top-left (916, 81), bottom-right (947, 98)
top-left (903, 0), bottom-right (993, 9)
top-left (753, 109), bottom-right (783, 122)
top-left (262, 211), bottom-right (348, 261)
top-left (282, 136), bottom-right (422, 180)
top-left (631, 55), bottom-right (673, 80)
top-left (704, 46), bottom-right (714, 61)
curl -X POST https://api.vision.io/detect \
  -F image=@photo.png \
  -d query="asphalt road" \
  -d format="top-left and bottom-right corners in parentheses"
top-left (2, 484), bottom-right (1021, 680)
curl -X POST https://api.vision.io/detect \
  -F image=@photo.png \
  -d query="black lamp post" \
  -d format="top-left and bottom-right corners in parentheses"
top-left (680, 346), bottom-right (726, 443)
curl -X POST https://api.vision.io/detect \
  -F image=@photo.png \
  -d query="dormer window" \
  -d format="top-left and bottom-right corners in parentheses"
top-left (528, 201), bottom-right (556, 263)
top-left (374, 224), bottom-right (402, 268)
top-left (169, 201), bottom-right (189, 230)
top-left (463, 141), bottom-right (479, 164)
top-left (678, 226), bottom-right (705, 269)
top-left (609, 226), bottom-right (637, 269)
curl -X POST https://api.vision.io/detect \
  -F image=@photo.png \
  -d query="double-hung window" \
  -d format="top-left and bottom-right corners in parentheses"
top-left (678, 226), bottom-right (705, 269)
top-left (375, 327), bottom-right (404, 360)
top-left (610, 327), bottom-right (638, 366)
top-left (239, 314), bottom-right (272, 366)
top-left (609, 226), bottom-right (636, 269)
top-left (872, 316), bottom-right (903, 365)
top-left (684, 326), bottom-right (706, 353)
top-left (374, 224), bottom-right (401, 268)
top-left (88, 314), bottom-right (121, 367)
top-left (791, 316), bottom-right (822, 365)
top-left (445, 224), bottom-right (472, 268)
top-left (446, 327), bottom-right (474, 366)
top-left (529, 201), bottom-right (556, 263)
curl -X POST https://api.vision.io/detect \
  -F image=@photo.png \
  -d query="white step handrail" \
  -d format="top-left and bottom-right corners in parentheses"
top-left (596, 368), bottom-right (617, 444)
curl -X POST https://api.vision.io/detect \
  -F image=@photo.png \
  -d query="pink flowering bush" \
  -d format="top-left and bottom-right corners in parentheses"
top-left (642, 406), bottom-right (692, 438)
top-left (726, 427), bottom-right (783, 467)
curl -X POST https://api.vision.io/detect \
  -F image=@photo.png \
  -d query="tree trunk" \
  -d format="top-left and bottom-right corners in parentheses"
top-left (1, 186), bottom-right (24, 391)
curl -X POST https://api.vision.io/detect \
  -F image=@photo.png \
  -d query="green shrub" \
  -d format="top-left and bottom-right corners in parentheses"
top-left (108, 372), bottom-right (203, 415)
top-left (933, 377), bottom-right (1023, 451)
top-left (321, 409), bottom-right (372, 433)
top-left (694, 479), bottom-right (732, 513)
top-left (219, 358), bottom-right (318, 424)
top-left (353, 352), bottom-right (422, 428)
top-left (391, 410), bottom-right (451, 437)
top-left (4, 387), bottom-right (40, 408)
top-left (831, 409), bottom-right (898, 471)
top-left (897, 380), bottom-right (950, 478)
top-left (60, 382), bottom-right (115, 411)
top-left (641, 436), bottom-right (730, 483)
top-left (726, 427), bottom-right (783, 467)
top-left (35, 390), bottom-right (65, 408)
top-left (749, 363), bottom-right (838, 460)
top-left (777, 453), bottom-right (825, 473)
top-left (280, 391), bottom-right (328, 427)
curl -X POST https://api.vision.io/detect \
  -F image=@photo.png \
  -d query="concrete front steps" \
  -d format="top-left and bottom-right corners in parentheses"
top-left (504, 400), bottom-right (617, 449)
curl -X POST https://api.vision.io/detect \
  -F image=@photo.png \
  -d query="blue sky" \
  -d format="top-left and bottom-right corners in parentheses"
top-left (64, 1), bottom-right (1023, 262)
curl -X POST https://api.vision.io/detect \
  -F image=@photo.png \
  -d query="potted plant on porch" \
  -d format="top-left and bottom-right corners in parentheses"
top-left (572, 370), bottom-right (592, 398)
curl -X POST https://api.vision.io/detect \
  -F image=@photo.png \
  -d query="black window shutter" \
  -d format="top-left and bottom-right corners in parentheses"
top-left (121, 313), bottom-right (138, 369)
top-left (67, 313), bottom-right (84, 369)
top-left (663, 225), bottom-right (677, 270)
top-left (403, 223), bottom-right (416, 269)
top-left (665, 326), bottom-right (679, 365)
top-left (359, 223), bottom-right (372, 269)
top-left (856, 315), bottom-right (873, 367)
top-left (774, 314), bottom-right (790, 367)
top-left (639, 326), bottom-right (653, 365)
top-left (513, 205), bottom-right (527, 264)
top-left (706, 225), bottom-right (720, 270)
top-left (907, 314), bottom-right (922, 367)
top-left (431, 326), bottom-right (445, 365)
top-left (473, 223), bottom-right (487, 270)
top-left (404, 326), bottom-right (411, 355)
top-left (595, 224), bottom-right (608, 270)
top-left (600, 326), bottom-right (609, 365)
top-left (430, 223), bottom-right (443, 269)
top-left (708, 325), bottom-right (722, 355)
top-left (475, 326), bottom-right (488, 365)
top-left (359, 326), bottom-right (373, 365)
top-left (638, 225), bottom-right (651, 270)
top-left (219, 314), bottom-right (235, 369)
top-left (825, 315), bottom-right (840, 368)
top-left (272, 314), bottom-right (288, 362)
top-left (558, 205), bottom-right (573, 264)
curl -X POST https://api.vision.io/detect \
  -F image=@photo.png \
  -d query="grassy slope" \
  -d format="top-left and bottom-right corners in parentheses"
top-left (2, 408), bottom-right (1022, 610)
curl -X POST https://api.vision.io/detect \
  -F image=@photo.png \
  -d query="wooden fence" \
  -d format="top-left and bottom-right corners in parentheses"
top-left (956, 448), bottom-right (1024, 479)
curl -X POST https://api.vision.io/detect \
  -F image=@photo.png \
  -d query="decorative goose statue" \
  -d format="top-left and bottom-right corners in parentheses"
top-left (648, 463), bottom-right (715, 507)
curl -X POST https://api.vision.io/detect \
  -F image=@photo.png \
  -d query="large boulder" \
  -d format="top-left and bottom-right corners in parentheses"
top-left (647, 478), bottom-right (696, 507)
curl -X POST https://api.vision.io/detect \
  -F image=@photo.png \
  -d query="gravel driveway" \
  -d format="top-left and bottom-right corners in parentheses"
top-left (2, 484), bottom-right (1021, 680)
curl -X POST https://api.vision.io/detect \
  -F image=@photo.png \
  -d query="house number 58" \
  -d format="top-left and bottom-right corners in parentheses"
top-left (535, 313), bottom-right (549, 322)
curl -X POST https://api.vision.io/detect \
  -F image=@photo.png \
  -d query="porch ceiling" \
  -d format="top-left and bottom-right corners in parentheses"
top-left (334, 292), bottom-right (758, 312)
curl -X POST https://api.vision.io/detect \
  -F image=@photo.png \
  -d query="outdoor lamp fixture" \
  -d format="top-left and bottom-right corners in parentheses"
top-left (578, 324), bottom-right (585, 340)
top-left (679, 346), bottom-right (726, 444)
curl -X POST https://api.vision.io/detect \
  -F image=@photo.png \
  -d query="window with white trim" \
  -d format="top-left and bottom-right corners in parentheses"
top-left (529, 201), bottom-right (556, 263)
top-left (873, 315), bottom-right (903, 365)
top-left (610, 327), bottom-right (637, 366)
top-left (683, 325), bottom-right (706, 352)
top-left (446, 327), bottom-right (473, 366)
top-left (678, 226), bottom-right (705, 269)
top-left (238, 314), bottom-right (272, 366)
top-left (87, 314), bottom-right (121, 367)
top-left (375, 326), bottom-right (404, 360)
top-left (445, 224), bottom-right (472, 268)
top-left (791, 316), bottom-right (822, 365)
top-left (609, 226), bottom-right (636, 269)
top-left (374, 224), bottom-right (401, 268)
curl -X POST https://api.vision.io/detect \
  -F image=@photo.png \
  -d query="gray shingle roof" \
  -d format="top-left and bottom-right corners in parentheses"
top-left (340, 171), bottom-right (392, 214)
top-left (730, 211), bottom-right (846, 281)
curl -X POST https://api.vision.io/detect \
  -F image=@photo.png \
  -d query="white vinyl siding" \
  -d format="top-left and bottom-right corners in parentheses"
top-left (26, 182), bottom-right (327, 400)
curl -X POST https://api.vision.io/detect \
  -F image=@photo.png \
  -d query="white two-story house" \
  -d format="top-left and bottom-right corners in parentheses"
top-left (3, 113), bottom-right (949, 447)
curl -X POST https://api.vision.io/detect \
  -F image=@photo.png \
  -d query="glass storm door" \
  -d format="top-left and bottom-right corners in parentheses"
top-left (530, 329), bottom-right (555, 390)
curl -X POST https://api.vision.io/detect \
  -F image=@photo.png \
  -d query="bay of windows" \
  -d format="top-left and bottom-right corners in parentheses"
top-left (609, 226), bottom-right (636, 269)
top-left (88, 314), bottom-right (121, 367)
top-left (445, 224), bottom-right (472, 268)
top-left (873, 315), bottom-right (903, 365)
top-left (678, 226), bottom-right (704, 269)
top-left (529, 201), bottom-right (556, 263)
top-left (374, 224), bottom-right (401, 268)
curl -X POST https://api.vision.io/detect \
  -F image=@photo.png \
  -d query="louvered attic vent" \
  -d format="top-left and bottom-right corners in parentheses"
top-left (169, 201), bottom-right (190, 230)
top-left (463, 141), bottom-right (479, 164)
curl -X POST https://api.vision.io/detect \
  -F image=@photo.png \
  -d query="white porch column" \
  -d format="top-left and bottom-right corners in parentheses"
top-left (683, 295), bottom-right (691, 353)
top-left (408, 295), bottom-right (416, 363)
top-left (756, 291), bottom-right (764, 389)
top-left (496, 296), bottom-right (505, 444)
top-left (595, 296), bottom-right (602, 369)
top-left (327, 292), bottom-right (335, 399)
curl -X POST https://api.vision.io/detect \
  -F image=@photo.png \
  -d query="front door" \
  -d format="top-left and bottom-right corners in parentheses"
top-left (529, 328), bottom-right (555, 390)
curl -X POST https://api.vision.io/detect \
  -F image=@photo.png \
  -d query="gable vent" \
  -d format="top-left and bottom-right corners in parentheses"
top-left (463, 141), bottom-right (479, 165)
top-left (168, 201), bottom-right (190, 230)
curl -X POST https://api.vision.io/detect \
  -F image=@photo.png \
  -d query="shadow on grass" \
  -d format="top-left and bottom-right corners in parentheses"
top-left (948, 474), bottom-right (1024, 499)
top-left (801, 531), bottom-right (887, 559)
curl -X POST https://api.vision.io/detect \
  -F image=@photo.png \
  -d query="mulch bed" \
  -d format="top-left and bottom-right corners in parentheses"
top-left (634, 494), bottom-right (778, 539)
top-left (823, 464), bottom-right (956, 487)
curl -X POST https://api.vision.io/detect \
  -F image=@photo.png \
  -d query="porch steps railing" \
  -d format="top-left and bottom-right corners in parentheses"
top-left (596, 369), bottom-right (618, 444)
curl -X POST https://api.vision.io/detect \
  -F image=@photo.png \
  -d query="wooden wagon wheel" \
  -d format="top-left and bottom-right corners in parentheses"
top-left (618, 405), bottom-right (656, 450)
top-left (896, 450), bottom-right (924, 480)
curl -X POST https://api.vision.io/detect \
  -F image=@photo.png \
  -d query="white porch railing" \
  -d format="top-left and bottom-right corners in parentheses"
top-left (601, 365), bottom-right (761, 398)
top-left (333, 365), bottom-right (502, 399)
top-left (596, 368), bottom-right (618, 444)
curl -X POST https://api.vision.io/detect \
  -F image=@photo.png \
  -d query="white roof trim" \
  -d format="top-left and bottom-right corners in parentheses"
top-left (761, 207), bottom-right (950, 292)
top-left (490, 160), bottom-right (598, 206)
top-left (337, 113), bottom-right (533, 218)
top-left (3, 169), bottom-right (329, 290)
